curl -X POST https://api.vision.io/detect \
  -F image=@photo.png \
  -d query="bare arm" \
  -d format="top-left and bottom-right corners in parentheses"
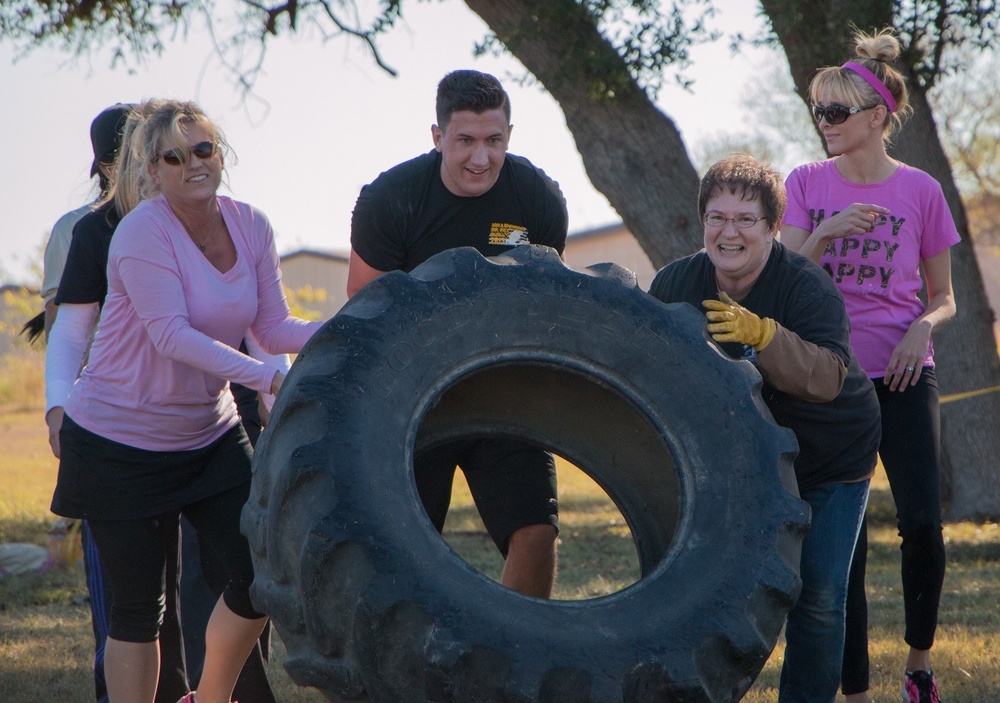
top-left (920, 249), bottom-right (958, 330)
top-left (347, 248), bottom-right (390, 299)
top-left (885, 249), bottom-right (956, 391)
top-left (779, 224), bottom-right (821, 261)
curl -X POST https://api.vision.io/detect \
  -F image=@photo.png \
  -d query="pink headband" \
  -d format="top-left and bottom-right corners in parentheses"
top-left (842, 61), bottom-right (896, 113)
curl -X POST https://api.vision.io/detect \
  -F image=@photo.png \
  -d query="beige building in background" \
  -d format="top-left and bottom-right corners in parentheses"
top-left (561, 222), bottom-right (658, 291)
top-left (278, 249), bottom-right (350, 321)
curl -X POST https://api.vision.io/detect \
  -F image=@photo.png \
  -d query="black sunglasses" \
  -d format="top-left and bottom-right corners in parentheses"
top-left (811, 103), bottom-right (879, 125)
top-left (157, 141), bottom-right (218, 166)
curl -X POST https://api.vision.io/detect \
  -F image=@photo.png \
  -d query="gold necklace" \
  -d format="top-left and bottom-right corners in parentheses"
top-left (177, 212), bottom-right (219, 253)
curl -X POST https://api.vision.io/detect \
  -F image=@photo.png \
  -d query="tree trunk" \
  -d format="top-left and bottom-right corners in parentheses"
top-left (464, 0), bottom-right (703, 268)
top-left (762, 0), bottom-right (1000, 520)
top-left (893, 85), bottom-right (1000, 521)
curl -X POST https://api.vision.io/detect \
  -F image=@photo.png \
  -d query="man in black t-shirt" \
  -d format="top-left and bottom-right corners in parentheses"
top-left (348, 69), bottom-right (568, 598)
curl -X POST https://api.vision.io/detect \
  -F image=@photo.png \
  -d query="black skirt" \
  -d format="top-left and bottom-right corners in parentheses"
top-left (52, 415), bottom-right (253, 521)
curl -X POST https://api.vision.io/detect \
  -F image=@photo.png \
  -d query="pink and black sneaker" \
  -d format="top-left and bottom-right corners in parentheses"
top-left (903, 669), bottom-right (941, 703)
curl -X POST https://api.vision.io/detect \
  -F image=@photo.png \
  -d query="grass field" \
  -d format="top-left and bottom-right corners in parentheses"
top-left (2, 402), bottom-right (999, 702)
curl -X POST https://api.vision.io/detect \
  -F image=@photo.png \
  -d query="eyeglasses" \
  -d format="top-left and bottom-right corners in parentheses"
top-left (704, 213), bottom-right (768, 229)
top-left (156, 141), bottom-right (218, 166)
top-left (811, 103), bottom-right (878, 125)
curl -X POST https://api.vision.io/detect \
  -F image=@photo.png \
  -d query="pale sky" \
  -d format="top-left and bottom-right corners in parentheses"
top-left (0, 1), bottom-right (776, 286)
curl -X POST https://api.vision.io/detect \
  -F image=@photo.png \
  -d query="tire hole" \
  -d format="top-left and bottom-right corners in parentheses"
top-left (415, 361), bottom-right (682, 599)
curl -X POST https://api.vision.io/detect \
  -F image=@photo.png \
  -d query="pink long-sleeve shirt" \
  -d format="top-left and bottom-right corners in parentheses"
top-left (65, 195), bottom-right (322, 451)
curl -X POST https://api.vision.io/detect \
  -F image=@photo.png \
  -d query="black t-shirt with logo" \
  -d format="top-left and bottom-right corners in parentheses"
top-left (350, 150), bottom-right (568, 272)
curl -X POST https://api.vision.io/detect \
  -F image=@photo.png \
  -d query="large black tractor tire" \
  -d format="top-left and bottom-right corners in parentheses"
top-left (243, 245), bottom-right (809, 703)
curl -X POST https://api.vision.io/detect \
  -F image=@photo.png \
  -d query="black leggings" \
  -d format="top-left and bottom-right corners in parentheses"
top-left (88, 482), bottom-right (262, 643)
top-left (842, 369), bottom-right (946, 694)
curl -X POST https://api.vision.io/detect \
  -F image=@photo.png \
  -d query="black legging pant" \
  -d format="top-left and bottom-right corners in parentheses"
top-left (841, 369), bottom-right (947, 694)
top-left (88, 481), bottom-right (262, 643)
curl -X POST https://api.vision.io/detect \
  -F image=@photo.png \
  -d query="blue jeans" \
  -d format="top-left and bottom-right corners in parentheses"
top-left (779, 479), bottom-right (870, 703)
top-left (80, 521), bottom-right (109, 703)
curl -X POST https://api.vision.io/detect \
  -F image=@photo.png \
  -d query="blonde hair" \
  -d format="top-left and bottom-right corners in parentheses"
top-left (104, 99), bottom-right (233, 217)
top-left (809, 27), bottom-right (911, 139)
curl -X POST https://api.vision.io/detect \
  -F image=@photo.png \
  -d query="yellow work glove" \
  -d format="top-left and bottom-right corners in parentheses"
top-left (702, 291), bottom-right (777, 351)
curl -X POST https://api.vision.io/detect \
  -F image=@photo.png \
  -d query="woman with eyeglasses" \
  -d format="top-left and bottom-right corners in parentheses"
top-left (649, 153), bottom-right (881, 703)
top-left (781, 28), bottom-right (958, 703)
top-left (49, 99), bottom-right (322, 703)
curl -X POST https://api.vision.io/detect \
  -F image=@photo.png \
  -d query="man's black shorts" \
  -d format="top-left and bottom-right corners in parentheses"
top-left (414, 437), bottom-right (559, 554)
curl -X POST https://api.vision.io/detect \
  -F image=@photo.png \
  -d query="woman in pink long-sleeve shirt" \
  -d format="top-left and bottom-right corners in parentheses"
top-left (50, 99), bottom-right (322, 703)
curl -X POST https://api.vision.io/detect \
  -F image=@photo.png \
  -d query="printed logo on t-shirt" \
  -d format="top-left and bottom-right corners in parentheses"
top-left (489, 223), bottom-right (531, 246)
top-left (809, 208), bottom-right (905, 290)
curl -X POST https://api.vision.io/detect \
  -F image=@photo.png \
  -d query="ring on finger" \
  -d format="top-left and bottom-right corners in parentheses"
top-left (906, 366), bottom-right (916, 372)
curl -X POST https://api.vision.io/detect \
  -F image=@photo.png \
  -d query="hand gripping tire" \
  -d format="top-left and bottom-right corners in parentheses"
top-left (242, 245), bottom-right (809, 703)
